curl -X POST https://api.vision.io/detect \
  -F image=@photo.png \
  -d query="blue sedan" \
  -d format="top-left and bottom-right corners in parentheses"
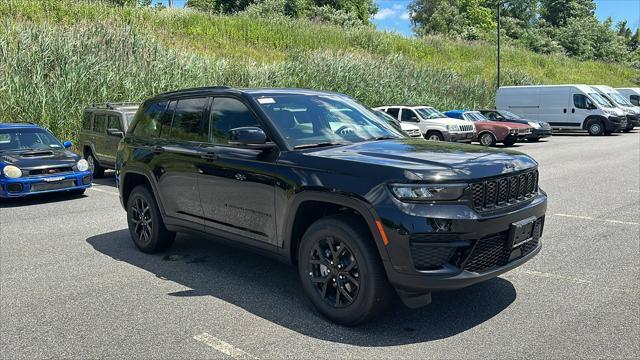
top-left (0, 123), bottom-right (92, 198)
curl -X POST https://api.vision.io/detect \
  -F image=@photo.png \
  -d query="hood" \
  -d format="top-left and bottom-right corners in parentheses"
top-left (303, 138), bottom-right (537, 181)
top-left (430, 117), bottom-right (473, 126)
top-left (0, 149), bottom-right (80, 170)
top-left (485, 120), bottom-right (529, 129)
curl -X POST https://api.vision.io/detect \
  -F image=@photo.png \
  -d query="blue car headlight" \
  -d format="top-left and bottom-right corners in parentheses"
top-left (2, 165), bottom-right (22, 179)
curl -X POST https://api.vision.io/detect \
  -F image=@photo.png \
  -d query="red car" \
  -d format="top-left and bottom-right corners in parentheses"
top-left (444, 110), bottom-right (533, 146)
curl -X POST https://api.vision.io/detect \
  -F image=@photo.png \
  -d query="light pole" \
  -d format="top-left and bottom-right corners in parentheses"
top-left (497, 1), bottom-right (501, 89)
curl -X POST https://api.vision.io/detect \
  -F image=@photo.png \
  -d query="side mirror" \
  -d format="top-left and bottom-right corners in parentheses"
top-left (107, 128), bottom-right (124, 137)
top-left (228, 127), bottom-right (276, 150)
top-left (409, 116), bottom-right (419, 122)
top-left (63, 141), bottom-right (72, 148)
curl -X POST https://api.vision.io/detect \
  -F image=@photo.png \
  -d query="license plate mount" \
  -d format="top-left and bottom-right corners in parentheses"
top-left (509, 216), bottom-right (537, 248)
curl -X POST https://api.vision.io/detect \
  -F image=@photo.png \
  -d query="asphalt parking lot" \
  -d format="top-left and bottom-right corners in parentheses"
top-left (1, 132), bottom-right (639, 359)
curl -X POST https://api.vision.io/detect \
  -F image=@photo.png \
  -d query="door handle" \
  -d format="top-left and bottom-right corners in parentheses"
top-left (571, 108), bottom-right (575, 113)
top-left (563, 109), bottom-right (567, 113)
top-left (151, 145), bottom-right (164, 154)
top-left (199, 152), bottom-right (218, 161)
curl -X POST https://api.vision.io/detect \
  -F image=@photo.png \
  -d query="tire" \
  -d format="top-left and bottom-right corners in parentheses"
top-left (297, 214), bottom-right (393, 326)
top-left (586, 119), bottom-right (604, 136)
top-left (622, 127), bottom-right (632, 133)
top-left (425, 131), bottom-right (444, 141)
top-left (478, 132), bottom-right (496, 146)
top-left (527, 137), bottom-right (540, 142)
top-left (126, 185), bottom-right (175, 253)
top-left (85, 150), bottom-right (105, 178)
top-left (503, 138), bottom-right (517, 146)
top-left (69, 188), bottom-right (86, 196)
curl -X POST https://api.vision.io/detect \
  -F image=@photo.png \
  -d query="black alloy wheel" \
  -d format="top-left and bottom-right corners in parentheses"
top-left (307, 236), bottom-right (360, 308)
top-left (131, 196), bottom-right (153, 246)
top-left (126, 185), bottom-right (175, 253)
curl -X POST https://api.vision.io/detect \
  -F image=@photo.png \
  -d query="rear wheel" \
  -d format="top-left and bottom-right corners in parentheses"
top-left (85, 150), bottom-right (105, 178)
top-left (126, 185), bottom-right (175, 253)
top-left (479, 132), bottom-right (496, 146)
top-left (587, 120), bottom-right (604, 136)
top-left (297, 215), bottom-right (393, 325)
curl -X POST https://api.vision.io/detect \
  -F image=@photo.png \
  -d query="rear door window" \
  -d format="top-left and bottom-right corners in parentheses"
top-left (167, 97), bottom-right (210, 142)
top-left (107, 115), bottom-right (122, 131)
top-left (132, 101), bottom-right (168, 138)
top-left (82, 112), bottom-right (93, 130)
top-left (385, 107), bottom-right (400, 119)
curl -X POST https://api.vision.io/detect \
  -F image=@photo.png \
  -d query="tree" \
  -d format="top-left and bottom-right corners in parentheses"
top-left (409, 0), bottom-right (494, 40)
top-left (539, 0), bottom-right (595, 27)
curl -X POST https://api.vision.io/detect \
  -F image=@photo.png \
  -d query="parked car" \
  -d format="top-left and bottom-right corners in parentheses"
top-left (79, 103), bottom-right (140, 177)
top-left (615, 88), bottom-right (640, 106)
top-left (373, 105), bottom-right (476, 142)
top-left (117, 87), bottom-right (547, 325)
top-left (591, 85), bottom-right (639, 132)
top-left (0, 123), bottom-right (92, 198)
top-left (444, 110), bottom-right (532, 146)
top-left (480, 109), bottom-right (552, 142)
top-left (374, 110), bottom-right (422, 138)
top-left (496, 85), bottom-right (627, 136)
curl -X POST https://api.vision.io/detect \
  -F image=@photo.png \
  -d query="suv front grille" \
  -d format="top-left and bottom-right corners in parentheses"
top-left (27, 167), bottom-right (74, 176)
top-left (460, 125), bottom-right (474, 132)
top-left (471, 170), bottom-right (538, 211)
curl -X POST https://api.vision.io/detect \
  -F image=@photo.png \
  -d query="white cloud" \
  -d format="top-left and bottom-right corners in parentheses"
top-left (401, 11), bottom-right (410, 20)
top-left (373, 8), bottom-right (397, 20)
top-left (392, 4), bottom-right (404, 10)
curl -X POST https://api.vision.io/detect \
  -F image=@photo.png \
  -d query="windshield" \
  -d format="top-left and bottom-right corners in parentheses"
top-left (499, 110), bottom-right (521, 120)
top-left (607, 92), bottom-right (633, 107)
top-left (0, 128), bottom-right (63, 152)
top-left (415, 107), bottom-right (445, 119)
top-left (464, 112), bottom-right (489, 122)
top-left (255, 94), bottom-right (403, 148)
top-left (589, 93), bottom-right (614, 108)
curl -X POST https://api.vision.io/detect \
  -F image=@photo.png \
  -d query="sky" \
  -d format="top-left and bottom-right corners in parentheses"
top-left (158, 0), bottom-right (639, 37)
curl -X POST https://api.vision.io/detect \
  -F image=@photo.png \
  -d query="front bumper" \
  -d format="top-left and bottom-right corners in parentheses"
top-left (626, 114), bottom-right (639, 128)
top-left (0, 171), bottom-right (92, 198)
top-left (374, 188), bottom-right (547, 293)
top-left (527, 128), bottom-right (552, 139)
top-left (444, 131), bottom-right (475, 143)
top-left (605, 116), bottom-right (627, 132)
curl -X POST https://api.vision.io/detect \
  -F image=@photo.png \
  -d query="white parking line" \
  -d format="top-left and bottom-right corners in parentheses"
top-left (193, 333), bottom-right (259, 359)
top-left (88, 186), bottom-right (118, 196)
top-left (554, 213), bottom-right (639, 226)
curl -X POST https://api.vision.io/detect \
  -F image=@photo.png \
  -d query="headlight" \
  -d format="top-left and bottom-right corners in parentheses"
top-left (509, 129), bottom-right (518, 135)
top-left (2, 165), bottom-right (22, 179)
top-left (389, 183), bottom-right (467, 201)
top-left (77, 159), bottom-right (89, 172)
top-left (446, 124), bottom-right (460, 132)
top-left (528, 121), bottom-right (541, 129)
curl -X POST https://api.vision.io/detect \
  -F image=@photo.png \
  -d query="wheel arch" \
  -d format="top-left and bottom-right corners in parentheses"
top-left (120, 169), bottom-right (166, 217)
top-left (281, 192), bottom-right (390, 266)
top-left (581, 115), bottom-right (607, 129)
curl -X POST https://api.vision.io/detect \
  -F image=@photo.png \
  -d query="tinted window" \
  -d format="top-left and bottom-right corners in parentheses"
top-left (484, 111), bottom-right (498, 120)
top-left (168, 97), bottom-right (209, 142)
top-left (133, 101), bottom-right (167, 138)
top-left (159, 101), bottom-right (176, 138)
top-left (94, 114), bottom-right (107, 132)
top-left (573, 94), bottom-right (593, 109)
top-left (210, 97), bottom-right (262, 144)
top-left (107, 115), bottom-right (122, 131)
top-left (82, 112), bottom-right (92, 130)
top-left (385, 108), bottom-right (399, 119)
top-left (400, 109), bottom-right (417, 122)
top-left (631, 95), bottom-right (639, 106)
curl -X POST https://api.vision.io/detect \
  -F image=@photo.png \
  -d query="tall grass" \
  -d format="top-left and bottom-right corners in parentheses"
top-left (0, 0), bottom-right (638, 140)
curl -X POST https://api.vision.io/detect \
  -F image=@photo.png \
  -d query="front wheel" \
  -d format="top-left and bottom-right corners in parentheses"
top-left (126, 185), bottom-right (175, 253)
top-left (85, 151), bottom-right (105, 178)
top-left (587, 120), bottom-right (604, 136)
top-left (425, 131), bottom-right (444, 141)
top-left (297, 215), bottom-right (393, 325)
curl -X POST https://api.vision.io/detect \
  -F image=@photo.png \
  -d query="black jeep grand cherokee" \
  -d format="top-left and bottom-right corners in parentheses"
top-left (116, 87), bottom-right (547, 325)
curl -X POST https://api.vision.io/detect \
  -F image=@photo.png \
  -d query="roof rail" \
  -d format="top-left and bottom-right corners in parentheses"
top-left (90, 102), bottom-right (140, 110)
top-left (157, 86), bottom-right (233, 97)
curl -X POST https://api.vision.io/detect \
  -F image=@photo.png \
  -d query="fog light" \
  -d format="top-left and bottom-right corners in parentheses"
top-left (82, 175), bottom-right (92, 185)
top-left (6, 183), bottom-right (23, 193)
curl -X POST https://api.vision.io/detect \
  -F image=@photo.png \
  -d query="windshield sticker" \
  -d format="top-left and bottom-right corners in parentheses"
top-left (257, 98), bottom-right (275, 104)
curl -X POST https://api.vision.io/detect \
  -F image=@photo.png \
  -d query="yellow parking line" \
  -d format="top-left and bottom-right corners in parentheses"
top-left (193, 333), bottom-right (259, 359)
top-left (554, 213), bottom-right (638, 226)
top-left (88, 186), bottom-right (118, 196)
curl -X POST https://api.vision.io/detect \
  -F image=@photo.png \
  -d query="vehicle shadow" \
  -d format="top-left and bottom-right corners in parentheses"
top-left (93, 171), bottom-right (117, 188)
top-left (551, 132), bottom-right (623, 137)
top-left (87, 229), bottom-right (517, 346)
top-left (0, 191), bottom-right (86, 208)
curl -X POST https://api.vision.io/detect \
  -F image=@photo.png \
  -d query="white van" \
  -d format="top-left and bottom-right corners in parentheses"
top-left (615, 88), bottom-right (640, 106)
top-left (496, 85), bottom-right (627, 135)
top-left (591, 85), bottom-right (639, 132)
top-left (373, 105), bottom-right (476, 142)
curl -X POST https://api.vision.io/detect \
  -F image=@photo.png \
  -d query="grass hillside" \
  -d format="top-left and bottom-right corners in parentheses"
top-left (1, 0), bottom-right (638, 140)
